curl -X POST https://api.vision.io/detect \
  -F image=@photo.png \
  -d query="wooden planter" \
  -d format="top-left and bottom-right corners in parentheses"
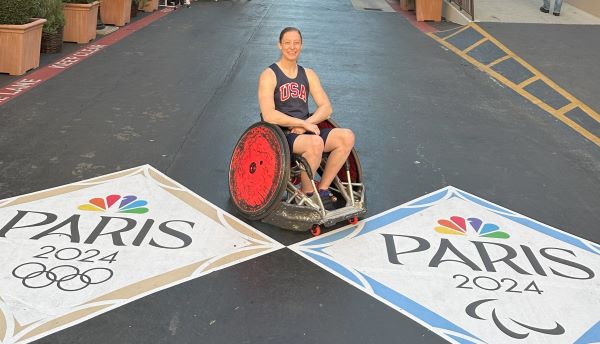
top-left (101, 0), bottom-right (132, 27)
top-left (416, 0), bottom-right (442, 21)
top-left (0, 18), bottom-right (46, 76)
top-left (400, 0), bottom-right (415, 10)
top-left (140, 0), bottom-right (159, 13)
top-left (63, 1), bottom-right (100, 44)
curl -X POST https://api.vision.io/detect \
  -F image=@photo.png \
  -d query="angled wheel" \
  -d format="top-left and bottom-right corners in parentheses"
top-left (229, 122), bottom-right (290, 220)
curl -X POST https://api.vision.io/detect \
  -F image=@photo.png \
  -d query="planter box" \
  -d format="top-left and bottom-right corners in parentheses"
top-left (0, 18), bottom-right (46, 76)
top-left (416, 0), bottom-right (442, 21)
top-left (41, 28), bottom-right (64, 54)
top-left (101, 0), bottom-right (132, 27)
top-left (400, 0), bottom-right (415, 10)
top-left (63, 1), bottom-right (100, 44)
top-left (140, 0), bottom-right (159, 13)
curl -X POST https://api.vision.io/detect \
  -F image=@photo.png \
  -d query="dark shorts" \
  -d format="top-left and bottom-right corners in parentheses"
top-left (285, 128), bottom-right (333, 153)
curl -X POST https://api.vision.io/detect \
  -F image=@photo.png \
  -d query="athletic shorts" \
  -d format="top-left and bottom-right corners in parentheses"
top-left (285, 128), bottom-right (333, 154)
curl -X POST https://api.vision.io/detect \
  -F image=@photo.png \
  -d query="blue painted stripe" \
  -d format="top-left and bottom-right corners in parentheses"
top-left (575, 320), bottom-right (600, 344)
top-left (501, 214), bottom-right (598, 255)
top-left (304, 251), bottom-right (365, 288)
top-left (357, 207), bottom-right (425, 237)
top-left (301, 226), bottom-right (355, 247)
top-left (360, 274), bottom-right (481, 341)
top-left (456, 191), bottom-right (513, 215)
top-left (447, 334), bottom-right (480, 344)
top-left (408, 188), bottom-right (449, 206)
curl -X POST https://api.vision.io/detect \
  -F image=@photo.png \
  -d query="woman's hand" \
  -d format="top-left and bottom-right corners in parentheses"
top-left (302, 122), bottom-right (320, 135)
top-left (290, 127), bottom-right (306, 134)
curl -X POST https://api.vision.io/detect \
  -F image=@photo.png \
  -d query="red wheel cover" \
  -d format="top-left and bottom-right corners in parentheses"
top-left (229, 123), bottom-right (288, 219)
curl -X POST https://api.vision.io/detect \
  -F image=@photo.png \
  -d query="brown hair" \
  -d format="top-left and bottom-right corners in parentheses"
top-left (279, 27), bottom-right (302, 43)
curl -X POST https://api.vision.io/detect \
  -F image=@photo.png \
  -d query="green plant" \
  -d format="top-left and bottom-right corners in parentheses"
top-left (40, 0), bottom-right (65, 33)
top-left (0, 0), bottom-right (42, 25)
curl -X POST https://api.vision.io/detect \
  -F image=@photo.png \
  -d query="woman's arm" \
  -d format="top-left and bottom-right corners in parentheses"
top-left (305, 68), bottom-right (333, 125)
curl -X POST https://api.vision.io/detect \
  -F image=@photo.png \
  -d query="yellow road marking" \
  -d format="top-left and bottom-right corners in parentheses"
top-left (428, 22), bottom-right (600, 147)
top-left (468, 23), bottom-right (600, 123)
top-left (557, 103), bottom-right (578, 116)
top-left (440, 25), bottom-right (471, 41)
top-left (518, 76), bottom-right (539, 88)
top-left (463, 37), bottom-right (487, 53)
top-left (487, 55), bottom-right (511, 68)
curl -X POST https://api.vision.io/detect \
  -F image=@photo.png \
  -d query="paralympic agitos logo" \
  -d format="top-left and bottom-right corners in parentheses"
top-left (0, 194), bottom-right (195, 250)
top-left (381, 215), bottom-right (595, 281)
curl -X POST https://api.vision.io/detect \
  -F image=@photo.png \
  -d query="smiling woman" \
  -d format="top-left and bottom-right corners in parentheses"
top-left (257, 27), bottom-right (356, 209)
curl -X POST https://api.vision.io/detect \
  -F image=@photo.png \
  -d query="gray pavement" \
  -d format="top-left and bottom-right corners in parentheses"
top-left (480, 22), bottom-right (600, 114)
top-left (1, 0), bottom-right (599, 342)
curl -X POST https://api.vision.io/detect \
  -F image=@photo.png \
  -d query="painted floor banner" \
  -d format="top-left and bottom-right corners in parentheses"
top-left (290, 186), bottom-right (600, 344)
top-left (0, 165), bottom-right (283, 344)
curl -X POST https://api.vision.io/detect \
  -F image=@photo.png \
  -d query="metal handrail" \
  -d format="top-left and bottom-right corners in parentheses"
top-left (449, 0), bottom-right (474, 20)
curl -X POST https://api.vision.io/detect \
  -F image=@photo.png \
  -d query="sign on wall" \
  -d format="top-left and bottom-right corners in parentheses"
top-left (290, 187), bottom-right (600, 344)
top-left (0, 165), bottom-right (283, 344)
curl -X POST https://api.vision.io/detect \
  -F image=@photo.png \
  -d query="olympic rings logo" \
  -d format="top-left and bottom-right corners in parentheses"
top-left (12, 262), bottom-right (113, 292)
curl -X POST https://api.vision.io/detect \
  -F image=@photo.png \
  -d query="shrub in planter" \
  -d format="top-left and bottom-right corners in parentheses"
top-left (0, 0), bottom-right (42, 25)
top-left (40, 0), bottom-right (66, 53)
top-left (0, 0), bottom-right (46, 75)
top-left (62, 0), bottom-right (95, 3)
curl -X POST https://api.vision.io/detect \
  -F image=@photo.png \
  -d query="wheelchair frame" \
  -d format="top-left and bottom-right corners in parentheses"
top-left (228, 120), bottom-right (366, 235)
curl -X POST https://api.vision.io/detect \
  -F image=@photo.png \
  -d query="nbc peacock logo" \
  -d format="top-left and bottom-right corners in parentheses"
top-left (434, 216), bottom-right (509, 239)
top-left (78, 194), bottom-right (149, 214)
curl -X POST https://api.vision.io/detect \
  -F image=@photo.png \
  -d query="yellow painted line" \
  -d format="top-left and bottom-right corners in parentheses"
top-left (487, 55), bottom-right (511, 68)
top-left (518, 76), bottom-right (539, 88)
top-left (557, 103), bottom-right (578, 116)
top-left (463, 37), bottom-right (487, 53)
top-left (440, 25), bottom-right (471, 41)
top-left (468, 23), bottom-right (600, 124)
top-left (428, 24), bottom-right (600, 147)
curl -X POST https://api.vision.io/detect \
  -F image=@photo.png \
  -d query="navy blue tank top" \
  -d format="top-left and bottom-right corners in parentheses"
top-left (270, 63), bottom-right (310, 120)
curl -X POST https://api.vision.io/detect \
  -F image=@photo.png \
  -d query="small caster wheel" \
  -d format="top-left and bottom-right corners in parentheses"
top-left (310, 224), bottom-right (321, 236)
top-left (348, 216), bottom-right (358, 225)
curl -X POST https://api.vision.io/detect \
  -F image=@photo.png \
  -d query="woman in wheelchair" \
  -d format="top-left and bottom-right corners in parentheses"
top-left (258, 27), bottom-right (355, 210)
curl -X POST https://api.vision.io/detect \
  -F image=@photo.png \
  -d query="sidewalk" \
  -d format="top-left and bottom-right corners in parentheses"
top-left (474, 0), bottom-right (600, 24)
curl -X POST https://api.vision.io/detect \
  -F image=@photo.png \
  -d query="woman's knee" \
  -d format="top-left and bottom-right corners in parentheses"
top-left (301, 135), bottom-right (324, 158)
top-left (339, 128), bottom-right (355, 148)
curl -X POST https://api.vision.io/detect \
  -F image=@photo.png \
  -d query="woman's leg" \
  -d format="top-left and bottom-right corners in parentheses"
top-left (292, 134), bottom-right (325, 194)
top-left (320, 128), bottom-right (355, 190)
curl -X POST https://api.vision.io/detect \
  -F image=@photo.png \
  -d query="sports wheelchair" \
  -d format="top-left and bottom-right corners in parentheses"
top-left (228, 119), bottom-right (366, 236)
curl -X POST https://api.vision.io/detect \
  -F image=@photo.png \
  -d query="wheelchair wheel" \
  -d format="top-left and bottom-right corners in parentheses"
top-left (318, 119), bottom-right (363, 183)
top-left (229, 122), bottom-right (290, 220)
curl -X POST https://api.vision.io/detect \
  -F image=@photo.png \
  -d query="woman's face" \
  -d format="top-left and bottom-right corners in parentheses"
top-left (278, 31), bottom-right (303, 61)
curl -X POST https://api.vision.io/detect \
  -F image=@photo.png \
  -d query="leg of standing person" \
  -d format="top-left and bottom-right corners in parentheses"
top-left (553, 0), bottom-right (563, 15)
top-left (540, 0), bottom-right (550, 13)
